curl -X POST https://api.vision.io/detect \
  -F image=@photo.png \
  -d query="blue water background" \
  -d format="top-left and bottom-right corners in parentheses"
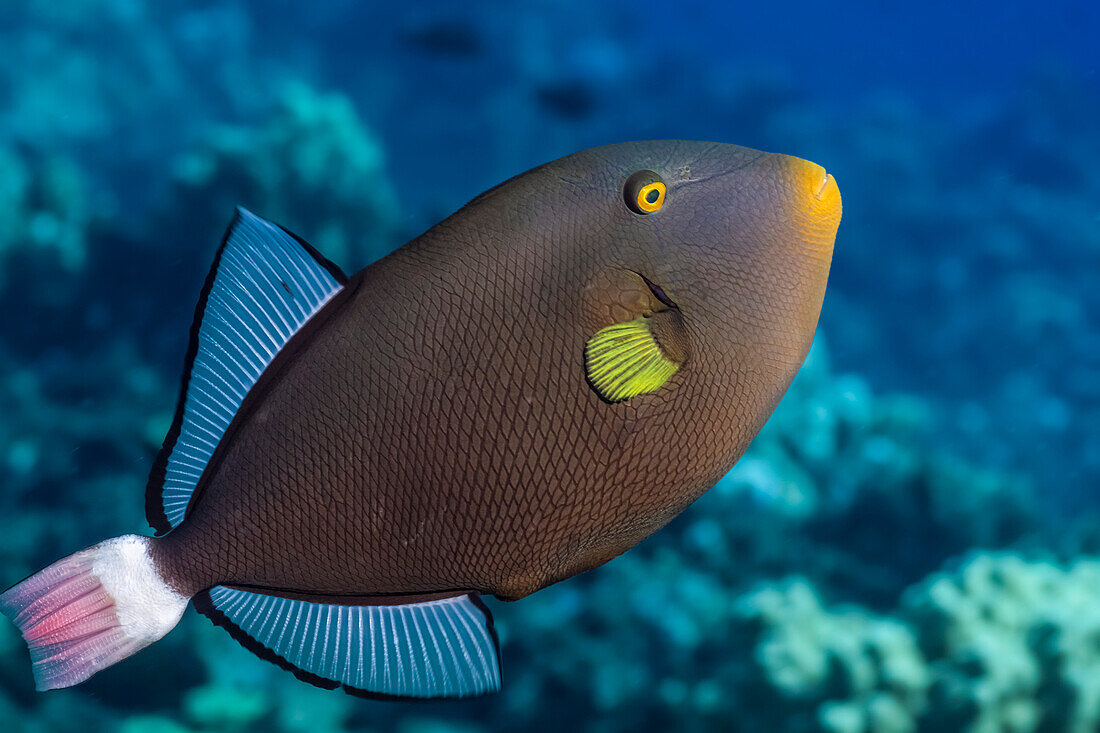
top-left (0, 1), bottom-right (1098, 730)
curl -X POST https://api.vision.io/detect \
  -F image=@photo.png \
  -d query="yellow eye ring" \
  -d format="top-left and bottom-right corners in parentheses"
top-left (636, 182), bottom-right (666, 213)
top-left (623, 170), bottom-right (667, 215)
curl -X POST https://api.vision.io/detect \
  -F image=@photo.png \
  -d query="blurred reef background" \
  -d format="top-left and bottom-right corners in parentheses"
top-left (1, 1), bottom-right (1099, 731)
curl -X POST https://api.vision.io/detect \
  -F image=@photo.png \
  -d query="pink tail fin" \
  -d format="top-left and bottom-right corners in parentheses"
top-left (0, 536), bottom-right (188, 690)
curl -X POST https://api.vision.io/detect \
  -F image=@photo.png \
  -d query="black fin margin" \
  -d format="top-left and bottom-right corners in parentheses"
top-left (467, 594), bottom-right (503, 686)
top-left (192, 589), bottom-right (337, 691)
top-left (272, 217), bottom-right (350, 287)
top-left (192, 589), bottom-right (501, 702)
top-left (144, 209), bottom-right (349, 536)
top-left (144, 212), bottom-right (239, 536)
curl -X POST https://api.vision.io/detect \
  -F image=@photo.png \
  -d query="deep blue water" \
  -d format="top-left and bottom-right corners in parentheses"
top-left (0, 1), bottom-right (1098, 730)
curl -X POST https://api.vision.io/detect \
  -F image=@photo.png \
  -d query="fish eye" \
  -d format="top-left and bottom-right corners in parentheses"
top-left (624, 170), bottom-right (666, 215)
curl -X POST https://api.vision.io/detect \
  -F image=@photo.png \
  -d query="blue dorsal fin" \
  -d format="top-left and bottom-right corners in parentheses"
top-left (146, 208), bottom-right (347, 534)
top-left (196, 587), bottom-right (502, 699)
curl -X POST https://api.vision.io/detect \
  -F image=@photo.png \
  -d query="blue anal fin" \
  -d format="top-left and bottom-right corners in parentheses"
top-left (197, 587), bottom-right (502, 699)
top-left (147, 208), bottom-right (346, 534)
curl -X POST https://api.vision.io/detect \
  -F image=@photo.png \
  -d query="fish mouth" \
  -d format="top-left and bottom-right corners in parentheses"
top-left (787, 157), bottom-right (841, 222)
top-left (815, 172), bottom-right (836, 200)
top-left (782, 156), bottom-right (842, 257)
top-left (790, 158), bottom-right (837, 201)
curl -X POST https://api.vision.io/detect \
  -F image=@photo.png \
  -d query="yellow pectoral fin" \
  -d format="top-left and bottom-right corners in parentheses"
top-left (584, 311), bottom-right (686, 403)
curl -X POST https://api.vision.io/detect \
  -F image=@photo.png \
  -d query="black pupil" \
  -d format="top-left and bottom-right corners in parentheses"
top-left (645, 188), bottom-right (660, 204)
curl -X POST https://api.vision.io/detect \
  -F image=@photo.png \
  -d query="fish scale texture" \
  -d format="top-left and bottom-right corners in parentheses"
top-left (150, 141), bottom-right (837, 602)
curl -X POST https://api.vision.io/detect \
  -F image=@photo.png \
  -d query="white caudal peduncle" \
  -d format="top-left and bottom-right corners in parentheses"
top-left (90, 535), bottom-right (188, 643)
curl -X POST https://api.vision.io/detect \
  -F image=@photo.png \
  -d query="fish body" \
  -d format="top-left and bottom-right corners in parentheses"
top-left (1, 141), bottom-right (840, 698)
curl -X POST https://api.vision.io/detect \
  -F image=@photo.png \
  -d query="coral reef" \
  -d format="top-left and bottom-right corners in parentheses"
top-left (736, 555), bottom-right (1100, 733)
top-left (741, 579), bottom-right (927, 733)
top-left (168, 83), bottom-right (401, 272)
top-left (906, 554), bottom-right (1100, 732)
top-left (0, 342), bottom-right (168, 572)
top-left (0, 147), bottom-right (99, 287)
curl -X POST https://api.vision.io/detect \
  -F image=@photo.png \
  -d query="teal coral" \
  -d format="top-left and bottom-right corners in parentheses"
top-left (120, 717), bottom-right (193, 733)
top-left (0, 148), bottom-right (97, 283)
top-left (732, 556), bottom-right (1100, 732)
top-left (182, 685), bottom-right (268, 728)
top-left (170, 83), bottom-right (400, 270)
top-left (907, 555), bottom-right (1100, 732)
top-left (742, 579), bottom-right (927, 732)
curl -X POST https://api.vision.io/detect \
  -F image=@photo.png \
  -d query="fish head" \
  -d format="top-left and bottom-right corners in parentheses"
top-left (548, 140), bottom-right (841, 403)
top-left (456, 140), bottom-right (839, 424)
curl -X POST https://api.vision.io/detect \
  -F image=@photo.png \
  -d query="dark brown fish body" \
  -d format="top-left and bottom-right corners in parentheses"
top-left (1, 140), bottom-right (840, 698)
top-left (154, 141), bottom-right (840, 601)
